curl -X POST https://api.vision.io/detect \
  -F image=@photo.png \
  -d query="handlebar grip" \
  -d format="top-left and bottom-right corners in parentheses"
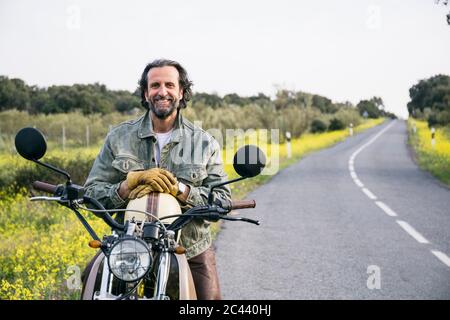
top-left (32, 181), bottom-right (57, 194)
top-left (230, 200), bottom-right (256, 210)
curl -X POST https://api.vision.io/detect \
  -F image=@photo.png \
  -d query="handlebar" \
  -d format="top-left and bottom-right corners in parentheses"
top-left (31, 180), bottom-right (126, 232)
top-left (32, 181), bottom-right (58, 194)
top-left (31, 180), bottom-right (258, 232)
top-left (230, 200), bottom-right (256, 210)
top-left (166, 198), bottom-right (258, 232)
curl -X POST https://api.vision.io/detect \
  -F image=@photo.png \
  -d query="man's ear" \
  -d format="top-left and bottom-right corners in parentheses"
top-left (144, 89), bottom-right (149, 102)
top-left (179, 89), bottom-right (183, 100)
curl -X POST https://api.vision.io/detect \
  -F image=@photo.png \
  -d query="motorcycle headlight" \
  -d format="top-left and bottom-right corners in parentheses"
top-left (107, 238), bottom-right (152, 282)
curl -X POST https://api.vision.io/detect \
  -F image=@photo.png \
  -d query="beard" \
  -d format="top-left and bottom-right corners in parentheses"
top-left (148, 95), bottom-right (179, 119)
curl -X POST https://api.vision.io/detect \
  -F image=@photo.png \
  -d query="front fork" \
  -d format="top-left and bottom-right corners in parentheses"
top-left (93, 257), bottom-right (116, 300)
top-left (94, 227), bottom-right (176, 300)
top-left (153, 230), bottom-right (176, 300)
top-left (94, 225), bottom-right (137, 300)
top-left (153, 250), bottom-right (171, 300)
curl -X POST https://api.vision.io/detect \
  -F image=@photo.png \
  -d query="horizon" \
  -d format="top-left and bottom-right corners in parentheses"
top-left (2, 72), bottom-right (413, 106)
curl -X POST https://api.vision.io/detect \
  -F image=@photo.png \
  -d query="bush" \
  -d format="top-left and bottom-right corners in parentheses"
top-left (0, 110), bottom-right (138, 152)
top-left (437, 111), bottom-right (450, 126)
top-left (311, 119), bottom-right (327, 133)
top-left (427, 114), bottom-right (439, 128)
top-left (0, 152), bottom-right (97, 193)
top-left (328, 118), bottom-right (345, 131)
top-left (332, 108), bottom-right (361, 128)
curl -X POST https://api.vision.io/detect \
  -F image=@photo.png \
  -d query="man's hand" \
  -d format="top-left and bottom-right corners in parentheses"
top-left (128, 181), bottom-right (191, 200)
top-left (126, 168), bottom-right (178, 199)
top-left (128, 184), bottom-right (163, 199)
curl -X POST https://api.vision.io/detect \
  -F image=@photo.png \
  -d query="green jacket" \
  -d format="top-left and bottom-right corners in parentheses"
top-left (84, 110), bottom-right (231, 259)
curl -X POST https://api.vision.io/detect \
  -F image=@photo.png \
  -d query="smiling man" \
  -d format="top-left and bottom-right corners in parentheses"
top-left (84, 59), bottom-right (231, 299)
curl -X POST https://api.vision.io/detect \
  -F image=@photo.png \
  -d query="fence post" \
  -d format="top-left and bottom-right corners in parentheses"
top-left (86, 125), bottom-right (90, 148)
top-left (10, 135), bottom-right (15, 154)
top-left (286, 131), bottom-right (291, 159)
top-left (349, 123), bottom-right (353, 136)
top-left (431, 127), bottom-right (436, 148)
top-left (62, 125), bottom-right (66, 151)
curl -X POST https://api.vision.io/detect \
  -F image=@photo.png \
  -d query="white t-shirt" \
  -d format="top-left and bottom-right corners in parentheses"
top-left (154, 129), bottom-right (173, 165)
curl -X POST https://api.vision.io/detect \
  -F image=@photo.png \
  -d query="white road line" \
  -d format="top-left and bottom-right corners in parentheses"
top-left (348, 121), bottom-right (396, 201)
top-left (354, 179), bottom-right (364, 187)
top-left (362, 188), bottom-right (377, 200)
top-left (350, 121), bottom-right (396, 161)
top-left (348, 121), bottom-right (449, 271)
top-left (431, 250), bottom-right (450, 268)
top-left (396, 220), bottom-right (430, 244)
top-left (348, 121), bottom-right (396, 199)
top-left (375, 201), bottom-right (398, 217)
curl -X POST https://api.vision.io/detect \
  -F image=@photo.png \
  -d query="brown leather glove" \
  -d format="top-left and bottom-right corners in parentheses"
top-left (128, 182), bottom-right (180, 199)
top-left (126, 168), bottom-right (178, 199)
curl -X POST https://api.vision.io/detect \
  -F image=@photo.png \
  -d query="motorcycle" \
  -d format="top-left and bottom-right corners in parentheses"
top-left (14, 127), bottom-right (266, 300)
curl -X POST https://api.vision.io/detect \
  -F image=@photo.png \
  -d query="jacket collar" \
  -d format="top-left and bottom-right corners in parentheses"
top-left (138, 109), bottom-right (184, 143)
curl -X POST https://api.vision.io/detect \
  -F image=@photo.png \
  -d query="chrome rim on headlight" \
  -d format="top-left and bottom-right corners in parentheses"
top-left (107, 238), bottom-right (152, 282)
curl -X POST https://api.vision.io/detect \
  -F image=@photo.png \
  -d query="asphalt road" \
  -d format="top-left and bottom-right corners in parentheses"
top-left (215, 120), bottom-right (450, 299)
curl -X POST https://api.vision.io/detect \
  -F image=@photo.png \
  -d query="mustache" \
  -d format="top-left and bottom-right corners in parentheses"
top-left (153, 95), bottom-right (174, 102)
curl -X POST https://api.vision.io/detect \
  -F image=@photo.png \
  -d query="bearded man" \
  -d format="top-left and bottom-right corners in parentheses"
top-left (84, 59), bottom-right (231, 299)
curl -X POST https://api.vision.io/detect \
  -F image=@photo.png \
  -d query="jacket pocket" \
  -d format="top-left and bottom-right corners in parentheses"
top-left (112, 154), bottom-right (145, 174)
top-left (175, 164), bottom-right (208, 187)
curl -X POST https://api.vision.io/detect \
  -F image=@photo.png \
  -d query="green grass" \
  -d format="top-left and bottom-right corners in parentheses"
top-left (408, 119), bottom-right (450, 186)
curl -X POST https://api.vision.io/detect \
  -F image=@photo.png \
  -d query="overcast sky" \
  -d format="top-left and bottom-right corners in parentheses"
top-left (1, 0), bottom-right (449, 118)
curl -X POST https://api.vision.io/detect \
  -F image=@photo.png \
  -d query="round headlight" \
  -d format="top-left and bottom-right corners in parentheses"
top-left (107, 238), bottom-right (152, 282)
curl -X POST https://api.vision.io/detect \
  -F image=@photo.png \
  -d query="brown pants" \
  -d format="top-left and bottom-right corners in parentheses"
top-left (187, 247), bottom-right (222, 300)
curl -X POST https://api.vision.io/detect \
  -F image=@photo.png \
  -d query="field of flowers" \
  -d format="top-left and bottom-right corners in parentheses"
top-left (0, 191), bottom-right (109, 299)
top-left (0, 118), bottom-right (384, 299)
top-left (408, 119), bottom-right (450, 186)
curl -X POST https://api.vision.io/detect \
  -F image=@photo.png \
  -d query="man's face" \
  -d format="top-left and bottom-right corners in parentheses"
top-left (145, 66), bottom-right (183, 119)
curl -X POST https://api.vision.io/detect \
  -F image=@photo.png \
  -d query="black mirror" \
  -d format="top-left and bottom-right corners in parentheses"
top-left (233, 145), bottom-right (266, 178)
top-left (15, 127), bottom-right (47, 161)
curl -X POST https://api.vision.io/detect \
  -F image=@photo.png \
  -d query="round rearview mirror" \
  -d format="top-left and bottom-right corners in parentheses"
top-left (15, 127), bottom-right (47, 161)
top-left (233, 145), bottom-right (266, 178)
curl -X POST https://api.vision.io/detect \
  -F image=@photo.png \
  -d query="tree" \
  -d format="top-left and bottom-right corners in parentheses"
top-left (371, 96), bottom-right (384, 111)
top-left (223, 93), bottom-right (246, 106)
top-left (0, 76), bottom-right (31, 111)
top-left (312, 95), bottom-right (336, 113)
top-left (328, 118), bottom-right (345, 131)
top-left (434, 0), bottom-right (450, 25)
top-left (311, 119), bottom-right (327, 133)
top-left (113, 90), bottom-right (140, 113)
top-left (274, 89), bottom-right (293, 110)
top-left (357, 99), bottom-right (380, 118)
top-left (191, 92), bottom-right (223, 108)
top-left (29, 86), bottom-right (50, 114)
top-left (407, 74), bottom-right (450, 125)
top-left (248, 93), bottom-right (271, 106)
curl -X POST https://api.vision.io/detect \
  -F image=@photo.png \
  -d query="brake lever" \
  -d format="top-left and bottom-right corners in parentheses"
top-left (30, 196), bottom-right (67, 202)
top-left (205, 212), bottom-right (260, 225)
top-left (221, 216), bottom-right (260, 225)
